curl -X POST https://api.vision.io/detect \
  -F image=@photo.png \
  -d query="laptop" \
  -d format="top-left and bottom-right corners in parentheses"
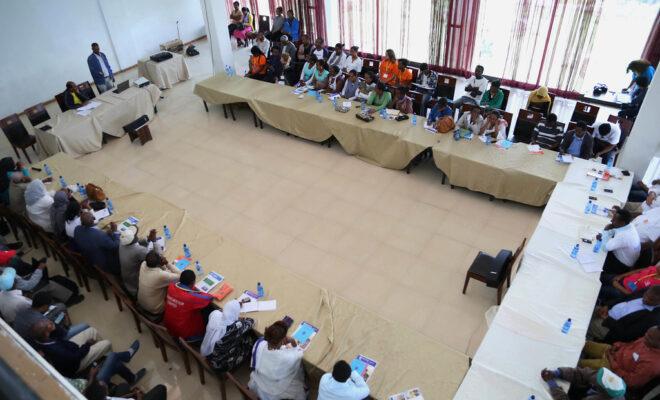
top-left (112, 80), bottom-right (130, 94)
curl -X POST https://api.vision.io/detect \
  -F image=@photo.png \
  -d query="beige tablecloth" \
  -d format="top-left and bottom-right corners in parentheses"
top-left (138, 52), bottom-right (190, 89)
top-left (432, 139), bottom-right (568, 206)
top-left (194, 75), bottom-right (441, 169)
top-left (36, 152), bottom-right (469, 399)
top-left (34, 85), bottom-right (161, 158)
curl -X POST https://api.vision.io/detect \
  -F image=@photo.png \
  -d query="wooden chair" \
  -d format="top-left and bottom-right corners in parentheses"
top-left (606, 115), bottom-right (632, 166)
top-left (54, 92), bottom-right (68, 113)
top-left (361, 59), bottom-right (380, 77)
top-left (435, 75), bottom-right (457, 101)
top-left (178, 338), bottom-right (257, 400)
top-left (122, 115), bottom-right (152, 146)
top-left (0, 114), bottom-right (38, 163)
top-left (512, 109), bottom-right (542, 144)
top-left (499, 88), bottom-right (510, 111)
top-left (102, 274), bottom-right (143, 334)
top-left (460, 103), bottom-right (482, 116)
top-left (570, 101), bottom-right (599, 125)
top-left (463, 238), bottom-right (526, 305)
top-left (24, 103), bottom-right (51, 127)
top-left (409, 90), bottom-right (424, 116)
top-left (77, 81), bottom-right (96, 99)
top-left (62, 249), bottom-right (92, 293)
top-left (258, 15), bottom-right (270, 33)
top-left (0, 207), bottom-right (34, 249)
top-left (137, 315), bottom-right (192, 374)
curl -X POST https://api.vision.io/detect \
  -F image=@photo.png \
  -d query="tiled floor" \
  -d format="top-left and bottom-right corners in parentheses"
top-left (2, 39), bottom-right (607, 399)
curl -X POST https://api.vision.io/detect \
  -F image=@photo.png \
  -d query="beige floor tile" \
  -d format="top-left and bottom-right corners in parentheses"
top-left (299, 217), bottom-right (348, 252)
top-left (323, 198), bottom-right (367, 227)
top-left (276, 239), bottom-right (329, 277)
top-left (267, 207), bottom-right (317, 237)
top-left (331, 228), bottom-right (382, 265)
top-left (364, 243), bottom-right (418, 281)
top-left (384, 220), bottom-right (434, 256)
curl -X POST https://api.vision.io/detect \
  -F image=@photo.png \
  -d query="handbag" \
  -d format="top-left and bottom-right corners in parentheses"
top-left (85, 183), bottom-right (106, 202)
top-left (435, 116), bottom-right (456, 134)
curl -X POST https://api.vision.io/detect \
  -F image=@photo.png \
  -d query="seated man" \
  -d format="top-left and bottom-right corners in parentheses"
top-left (578, 326), bottom-right (660, 389)
top-left (356, 71), bottom-right (376, 100)
top-left (455, 105), bottom-right (484, 136)
top-left (327, 43), bottom-right (347, 68)
top-left (163, 270), bottom-right (213, 340)
top-left (0, 267), bottom-right (32, 323)
top-left (589, 286), bottom-right (660, 343)
top-left (137, 251), bottom-right (180, 318)
top-left (265, 46), bottom-right (284, 83)
top-left (278, 35), bottom-right (296, 61)
top-left (119, 226), bottom-right (162, 298)
top-left (540, 367), bottom-right (626, 400)
top-left (480, 80), bottom-right (504, 110)
top-left (0, 255), bottom-right (77, 305)
top-left (63, 81), bottom-right (89, 111)
top-left (619, 76), bottom-right (649, 120)
top-left (427, 97), bottom-right (453, 125)
top-left (592, 122), bottom-right (621, 165)
top-left (599, 208), bottom-right (641, 275)
top-left (453, 65), bottom-right (488, 109)
top-left (12, 292), bottom-right (88, 341)
top-left (531, 113), bottom-right (563, 150)
top-left (73, 213), bottom-right (120, 275)
top-left (394, 58), bottom-right (413, 87)
top-left (627, 179), bottom-right (660, 212)
top-left (559, 121), bottom-right (594, 160)
top-left (318, 360), bottom-right (370, 400)
top-left (631, 208), bottom-right (660, 245)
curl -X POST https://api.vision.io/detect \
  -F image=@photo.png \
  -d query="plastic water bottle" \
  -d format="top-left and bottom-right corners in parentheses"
top-left (590, 178), bottom-right (598, 192)
top-left (485, 135), bottom-right (491, 145)
top-left (411, 114), bottom-right (417, 126)
top-left (257, 282), bottom-right (264, 298)
top-left (59, 176), bottom-right (67, 189)
top-left (380, 108), bottom-right (387, 119)
top-left (163, 225), bottom-right (172, 240)
top-left (44, 164), bottom-right (52, 177)
top-left (570, 244), bottom-right (579, 259)
top-left (606, 157), bottom-right (614, 170)
top-left (584, 200), bottom-right (592, 214)
top-left (316, 92), bottom-right (322, 103)
top-left (21, 167), bottom-right (30, 177)
top-left (561, 318), bottom-right (572, 334)
top-left (195, 261), bottom-right (203, 275)
top-left (593, 238), bottom-right (602, 253)
top-left (183, 243), bottom-right (191, 258)
top-left (528, 395), bottom-right (536, 400)
top-left (360, 101), bottom-right (367, 113)
top-left (453, 130), bottom-right (460, 141)
top-left (590, 202), bottom-right (598, 214)
top-left (106, 198), bottom-right (114, 214)
top-left (76, 183), bottom-right (83, 196)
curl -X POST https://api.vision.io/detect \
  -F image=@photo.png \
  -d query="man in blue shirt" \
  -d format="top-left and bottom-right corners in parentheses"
top-left (87, 43), bottom-right (115, 93)
top-left (559, 121), bottom-right (593, 160)
top-left (427, 97), bottom-right (453, 124)
top-left (282, 10), bottom-right (300, 42)
top-left (73, 212), bottom-right (120, 275)
top-left (318, 360), bottom-right (370, 400)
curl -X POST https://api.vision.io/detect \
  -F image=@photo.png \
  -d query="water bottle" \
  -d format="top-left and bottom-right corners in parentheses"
top-left (21, 167), bottom-right (30, 177)
top-left (106, 198), bottom-right (114, 214)
top-left (528, 396), bottom-right (536, 400)
top-left (183, 243), bottom-right (191, 258)
top-left (411, 114), bottom-right (417, 126)
top-left (316, 92), bottom-right (322, 103)
top-left (163, 225), bottom-right (172, 240)
top-left (561, 318), bottom-right (572, 334)
top-left (195, 261), bottom-right (203, 275)
top-left (627, 281), bottom-right (637, 292)
top-left (590, 178), bottom-right (598, 192)
top-left (590, 202), bottom-right (598, 214)
top-left (224, 65), bottom-right (231, 76)
top-left (257, 282), bottom-right (264, 298)
top-left (453, 130), bottom-right (460, 141)
top-left (485, 135), bottom-right (491, 145)
top-left (584, 200), bottom-right (592, 214)
top-left (570, 244), bottom-right (579, 259)
top-left (593, 238), bottom-right (602, 253)
top-left (44, 164), bottom-right (52, 177)
top-left (380, 108), bottom-right (387, 119)
top-left (360, 101), bottom-right (366, 113)
top-left (606, 157), bottom-right (614, 170)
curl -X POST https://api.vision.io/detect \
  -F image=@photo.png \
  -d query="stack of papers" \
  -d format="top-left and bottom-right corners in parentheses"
top-left (237, 291), bottom-right (277, 312)
top-left (556, 154), bottom-right (574, 163)
top-left (423, 122), bottom-right (437, 133)
top-left (118, 217), bottom-right (140, 232)
top-left (196, 271), bottom-right (224, 293)
top-left (292, 87), bottom-right (307, 95)
top-left (291, 321), bottom-right (319, 351)
top-left (527, 144), bottom-right (543, 154)
top-left (93, 208), bottom-right (110, 221)
top-left (389, 388), bottom-right (424, 400)
top-left (75, 101), bottom-right (101, 116)
top-left (350, 355), bottom-right (378, 382)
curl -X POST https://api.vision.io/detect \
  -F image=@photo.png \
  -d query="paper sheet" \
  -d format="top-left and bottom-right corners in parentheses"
top-left (93, 208), bottom-right (110, 221)
top-left (556, 154), bottom-right (574, 163)
top-left (527, 144), bottom-right (543, 154)
top-left (577, 251), bottom-right (602, 273)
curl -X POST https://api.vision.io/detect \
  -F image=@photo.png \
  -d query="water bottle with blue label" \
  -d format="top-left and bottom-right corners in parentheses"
top-left (411, 114), bottom-right (417, 126)
top-left (163, 225), bottom-right (172, 240)
top-left (21, 167), bottom-right (29, 177)
top-left (561, 318), bottom-right (572, 334)
top-left (606, 157), bottom-right (614, 170)
top-left (453, 130), bottom-right (460, 141)
top-left (593, 238), bottom-right (602, 253)
top-left (360, 101), bottom-right (367, 113)
top-left (76, 183), bottom-right (83, 196)
top-left (44, 164), bottom-right (52, 177)
top-left (195, 261), bottom-right (203, 275)
top-left (590, 178), bottom-right (598, 192)
top-left (183, 243), bottom-right (191, 258)
top-left (570, 244), bottom-right (579, 258)
top-left (528, 396), bottom-right (536, 400)
top-left (584, 200), bottom-right (592, 214)
top-left (59, 176), bottom-right (67, 189)
top-left (380, 108), bottom-right (387, 119)
top-left (106, 198), bottom-right (114, 214)
top-left (590, 202), bottom-right (598, 214)
top-left (257, 282), bottom-right (264, 298)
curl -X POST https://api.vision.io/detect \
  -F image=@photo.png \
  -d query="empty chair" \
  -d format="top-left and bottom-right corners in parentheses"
top-left (54, 92), bottom-right (67, 113)
top-left (77, 81), bottom-right (96, 99)
top-left (463, 238), bottom-right (526, 305)
top-left (435, 75), bottom-right (457, 101)
top-left (570, 101), bottom-right (599, 125)
top-left (512, 109), bottom-right (542, 143)
top-left (258, 15), bottom-right (270, 33)
top-left (499, 87), bottom-right (510, 111)
top-left (0, 114), bottom-right (38, 163)
top-left (24, 103), bottom-right (51, 127)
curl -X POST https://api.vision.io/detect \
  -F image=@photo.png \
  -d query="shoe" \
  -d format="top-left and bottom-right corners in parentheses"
top-left (6, 242), bottom-right (23, 250)
top-left (65, 294), bottom-right (85, 307)
top-left (131, 368), bottom-right (147, 387)
top-left (127, 340), bottom-right (140, 360)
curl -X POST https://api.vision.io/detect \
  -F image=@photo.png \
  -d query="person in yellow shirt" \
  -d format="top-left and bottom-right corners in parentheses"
top-left (63, 81), bottom-right (89, 111)
top-left (379, 49), bottom-right (398, 86)
top-left (394, 58), bottom-right (413, 87)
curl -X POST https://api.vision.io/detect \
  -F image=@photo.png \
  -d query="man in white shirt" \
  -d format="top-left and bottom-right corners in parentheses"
top-left (255, 31), bottom-right (270, 56)
top-left (327, 43), bottom-right (347, 68)
top-left (632, 206), bottom-right (660, 243)
top-left (599, 208), bottom-right (641, 274)
top-left (342, 46), bottom-right (362, 74)
top-left (318, 360), bottom-right (370, 400)
top-left (589, 286), bottom-right (660, 341)
top-left (591, 122), bottom-right (621, 165)
top-left (452, 65), bottom-right (488, 111)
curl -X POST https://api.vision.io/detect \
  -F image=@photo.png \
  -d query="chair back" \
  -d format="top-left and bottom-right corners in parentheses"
top-left (501, 110), bottom-right (513, 134)
top-left (54, 92), bottom-right (67, 112)
top-left (258, 15), bottom-right (270, 32)
top-left (0, 114), bottom-right (30, 145)
top-left (362, 59), bottom-right (380, 76)
top-left (24, 104), bottom-right (51, 127)
top-left (499, 88), bottom-right (510, 111)
top-left (570, 101), bottom-right (599, 125)
top-left (566, 121), bottom-right (594, 134)
top-left (409, 90), bottom-right (424, 115)
top-left (178, 338), bottom-right (214, 374)
top-left (512, 109), bottom-right (542, 144)
top-left (505, 238), bottom-right (526, 282)
top-left (460, 103), bottom-right (481, 116)
top-left (77, 81), bottom-right (96, 99)
top-left (435, 75), bottom-right (456, 100)
top-left (148, 319), bottom-right (179, 349)
top-left (408, 66), bottom-right (420, 84)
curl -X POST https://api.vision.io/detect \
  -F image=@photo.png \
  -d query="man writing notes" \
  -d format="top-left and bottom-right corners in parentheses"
top-left (87, 43), bottom-right (114, 93)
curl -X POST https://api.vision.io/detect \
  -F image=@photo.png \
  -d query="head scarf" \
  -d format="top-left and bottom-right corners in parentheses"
top-left (0, 157), bottom-right (16, 193)
top-left (0, 267), bottom-right (16, 291)
top-left (24, 180), bottom-right (47, 207)
top-left (50, 191), bottom-right (69, 235)
top-left (596, 368), bottom-right (626, 397)
top-left (200, 300), bottom-right (241, 356)
top-left (528, 86), bottom-right (552, 107)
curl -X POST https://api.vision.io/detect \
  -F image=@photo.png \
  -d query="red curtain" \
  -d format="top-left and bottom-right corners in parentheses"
top-left (642, 10), bottom-right (660, 68)
top-left (443, 0), bottom-right (480, 77)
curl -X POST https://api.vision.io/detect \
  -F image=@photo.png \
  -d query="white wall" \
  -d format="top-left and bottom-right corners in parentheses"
top-left (618, 73), bottom-right (660, 180)
top-left (0, 0), bottom-right (205, 117)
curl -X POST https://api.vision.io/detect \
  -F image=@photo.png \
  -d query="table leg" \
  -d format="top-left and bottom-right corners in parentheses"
top-left (259, 119), bottom-right (263, 129)
top-left (252, 111), bottom-right (258, 127)
top-left (229, 105), bottom-right (236, 121)
top-left (154, 106), bottom-right (158, 114)
top-left (222, 104), bottom-right (228, 119)
top-left (203, 101), bottom-right (209, 113)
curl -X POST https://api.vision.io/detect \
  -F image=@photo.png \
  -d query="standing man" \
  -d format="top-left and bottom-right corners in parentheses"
top-left (592, 121), bottom-right (622, 165)
top-left (269, 7), bottom-right (285, 43)
top-left (452, 65), bottom-right (488, 110)
top-left (87, 43), bottom-right (114, 94)
top-left (282, 10), bottom-right (300, 42)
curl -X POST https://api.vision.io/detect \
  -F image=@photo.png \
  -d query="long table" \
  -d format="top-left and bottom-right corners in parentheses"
top-left (34, 85), bottom-right (161, 158)
top-left (37, 152), bottom-right (469, 399)
top-left (454, 159), bottom-right (632, 399)
top-left (194, 74), bottom-right (568, 206)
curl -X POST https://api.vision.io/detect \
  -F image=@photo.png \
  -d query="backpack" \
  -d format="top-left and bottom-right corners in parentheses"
top-left (186, 45), bottom-right (200, 57)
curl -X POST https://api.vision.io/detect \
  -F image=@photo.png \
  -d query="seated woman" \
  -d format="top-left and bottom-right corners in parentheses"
top-left (25, 180), bottom-right (54, 232)
top-left (390, 86), bottom-right (413, 115)
top-left (64, 199), bottom-right (94, 239)
top-left (248, 321), bottom-right (306, 400)
top-left (232, 8), bottom-right (254, 47)
top-left (356, 71), bottom-right (376, 100)
top-left (479, 110), bottom-right (508, 141)
top-left (51, 190), bottom-right (73, 240)
top-left (526, 86), bottom-right (552, 116)
top-left (378, 49), bottom-right (398, 86)
top-left (298, 54), bottom-right (317, 85)
top-left (455, 105), bottom-right (484, 136)
top-left (327, 65), bottom-right (346, 94)
top-left (427, 97), bottom-right (453, 124)
top-left (307, 59), bottom-right (329, 91)
top-left (201, 299), bottom-right (254, 372)
top-left (246, 46), bottom-right (268, 81)
top-left (366, 82), bottom-right (392, 113)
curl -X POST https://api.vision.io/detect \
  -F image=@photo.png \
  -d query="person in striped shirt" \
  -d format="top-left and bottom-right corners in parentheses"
top-left (531, 113), bottom-right (563, 150)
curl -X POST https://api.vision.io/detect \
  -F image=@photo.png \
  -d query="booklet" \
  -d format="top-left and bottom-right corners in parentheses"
top-left (556, 154), bottom-right (574, 163)
top-left (237, 291), bottom-right (277, 312)
top-left (350, 354), bottom-right (378, 382)
top-left (291, 321), bottom-right (319, 351)
top-left (174, 256), bottom-right (191, 271)
top-left (118, 216), bottom-right (140, 232)
top-left (495, 139), bottom-right (513, 149)
top-left (196, 271), bottom-right (224, 293)
top-left (389, 388), bottom-right (424, 400)
top-left (208, 282), bottom-right (234, 300)
top-left (93, 208), bottom-right (110, 221)
top-left (527, 144), bottom-right (543, 154)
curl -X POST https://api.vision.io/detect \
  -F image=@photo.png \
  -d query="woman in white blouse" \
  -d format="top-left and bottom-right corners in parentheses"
top-left (342, 46), bottom-right (362, 74)
top-left (25, 180), bottom-right (54, 232)
top-left (479, 110), bottom-right (509, 141)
